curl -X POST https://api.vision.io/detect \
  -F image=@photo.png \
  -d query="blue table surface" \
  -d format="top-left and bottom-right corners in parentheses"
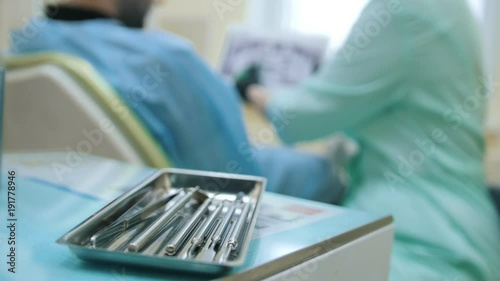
top-left (0, 156), bottom-right (385, 281)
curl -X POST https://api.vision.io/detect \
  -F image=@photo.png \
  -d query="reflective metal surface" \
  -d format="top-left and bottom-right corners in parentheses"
top-left (57, 168), bottom-right (266, 274)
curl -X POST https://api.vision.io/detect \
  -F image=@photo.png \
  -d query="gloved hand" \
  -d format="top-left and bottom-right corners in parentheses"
top-left (235, 64), bottom-right (261, 102)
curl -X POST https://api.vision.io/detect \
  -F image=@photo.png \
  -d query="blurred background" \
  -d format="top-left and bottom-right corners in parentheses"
top-left (1, 0), bottom-right (499, 186)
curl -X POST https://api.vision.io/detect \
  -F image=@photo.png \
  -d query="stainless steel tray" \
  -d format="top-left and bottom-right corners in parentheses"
top-left (57, 168), bottom-right (266, 274)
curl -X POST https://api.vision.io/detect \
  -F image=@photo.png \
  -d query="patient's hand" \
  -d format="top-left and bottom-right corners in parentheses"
top-left (235, 64), bottom-right (261, 101)
top-left (247, 84), bottom-right (270, 113)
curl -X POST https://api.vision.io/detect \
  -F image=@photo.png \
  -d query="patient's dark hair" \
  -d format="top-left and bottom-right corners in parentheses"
top-left (115, 0), bottom-right (154, 28)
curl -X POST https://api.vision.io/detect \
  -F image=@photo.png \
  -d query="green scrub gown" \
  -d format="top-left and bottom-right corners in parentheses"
top-left (266, 0), bottom-right (500, 280)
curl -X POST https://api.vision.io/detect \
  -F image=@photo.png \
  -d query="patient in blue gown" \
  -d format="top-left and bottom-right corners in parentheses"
top-left (10, 0), bottom-right (343, 203)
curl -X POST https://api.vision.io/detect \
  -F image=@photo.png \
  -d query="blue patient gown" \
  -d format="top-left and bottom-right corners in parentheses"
top-left (10, 19), bottom-right (342, 203)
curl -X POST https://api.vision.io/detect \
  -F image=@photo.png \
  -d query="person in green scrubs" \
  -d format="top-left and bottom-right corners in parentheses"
top-left (242, 0), bottom-right (500, 280)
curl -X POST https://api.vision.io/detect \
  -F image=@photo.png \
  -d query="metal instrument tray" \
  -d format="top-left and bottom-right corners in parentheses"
top-left (57, 168), bottom-right (266, 274)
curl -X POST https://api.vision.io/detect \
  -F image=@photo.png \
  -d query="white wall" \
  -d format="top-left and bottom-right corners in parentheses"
top-left (149, 0), bottom-right (247, 66)
top-left (484, 0), bottom-right (500, 130)
top-left (0, 0), bottom-right (40, 50)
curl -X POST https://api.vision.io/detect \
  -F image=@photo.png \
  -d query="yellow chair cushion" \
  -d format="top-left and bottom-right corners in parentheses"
top-left (2, 52), bottom-right (171, 168)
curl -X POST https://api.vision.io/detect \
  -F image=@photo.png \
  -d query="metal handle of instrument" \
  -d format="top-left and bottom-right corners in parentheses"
top-left (216, 202), bottom-right (254, 263)
top-left (211, 202), bottom-right (236, 245)
top-left (165, 198), bottom-right (213, 255)
top-left (190, 201), bottom-right (224, 247)
top-left (227, 203), bottom-right (251, 249)
top-left (90, 191), bottom-right (180, 247)
top-left (128, 187), bottom-right (199, 252)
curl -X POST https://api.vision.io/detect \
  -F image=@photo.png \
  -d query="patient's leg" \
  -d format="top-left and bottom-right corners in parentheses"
top-left (254, 146), bottom-right (345, 204)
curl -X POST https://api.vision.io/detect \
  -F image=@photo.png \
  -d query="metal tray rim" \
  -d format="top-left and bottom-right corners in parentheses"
top-left (56, 168), bottom-right (266, 272)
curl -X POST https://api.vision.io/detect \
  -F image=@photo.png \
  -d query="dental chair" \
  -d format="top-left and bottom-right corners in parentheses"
top-left (2, 52), bottom-right (170, 168)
